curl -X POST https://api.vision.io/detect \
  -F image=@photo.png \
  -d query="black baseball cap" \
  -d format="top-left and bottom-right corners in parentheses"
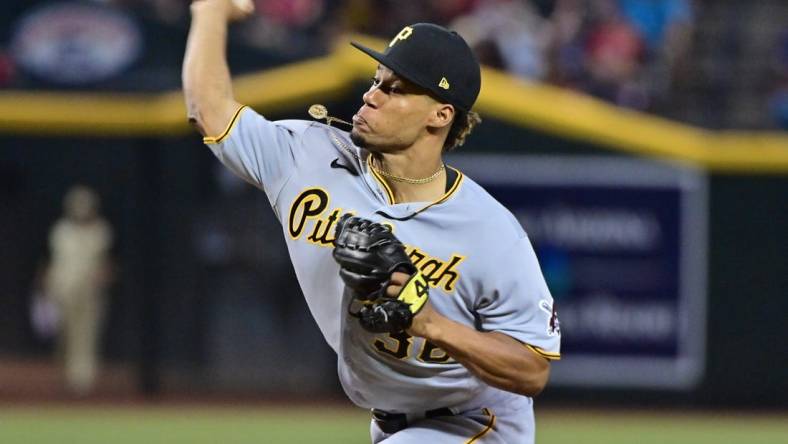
top-left (351, 23), bottom-right (481, 112)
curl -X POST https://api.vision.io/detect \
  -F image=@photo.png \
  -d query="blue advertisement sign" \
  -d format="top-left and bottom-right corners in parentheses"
top-left (448, 155), bottom-right (707, 389)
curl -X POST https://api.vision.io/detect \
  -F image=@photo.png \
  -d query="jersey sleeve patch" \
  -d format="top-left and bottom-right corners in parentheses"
top-left (203, 105), bottom-right (247, 144)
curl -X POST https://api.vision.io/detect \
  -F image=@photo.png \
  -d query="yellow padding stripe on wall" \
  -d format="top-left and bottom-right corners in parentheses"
top-left (0, 35), bottom-right (786, 174)
top-left (477, 68), bottom-right (788, 174)
top-left (0, 55), bottom-right (351, 137)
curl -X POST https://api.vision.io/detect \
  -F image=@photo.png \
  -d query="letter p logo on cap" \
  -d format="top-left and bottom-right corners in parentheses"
top-left (389, 26), bottom-right (414, 47)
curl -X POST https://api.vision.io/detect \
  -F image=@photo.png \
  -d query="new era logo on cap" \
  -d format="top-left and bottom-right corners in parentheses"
top-left (351, 23), bottom-right (481, 111)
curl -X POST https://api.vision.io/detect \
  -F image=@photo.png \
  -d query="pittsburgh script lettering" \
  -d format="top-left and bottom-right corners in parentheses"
top-left (288, 188), bottom-right (465, 292)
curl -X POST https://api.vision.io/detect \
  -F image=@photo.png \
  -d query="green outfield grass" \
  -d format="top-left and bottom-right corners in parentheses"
top-left (1, 405), bottom-right (786, 444)
top-left (537, 410), bottom-right (788, 444)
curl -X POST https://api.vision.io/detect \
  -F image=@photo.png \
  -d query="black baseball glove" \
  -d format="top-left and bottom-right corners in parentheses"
top-left (332, 214), bottom-right (429, 333)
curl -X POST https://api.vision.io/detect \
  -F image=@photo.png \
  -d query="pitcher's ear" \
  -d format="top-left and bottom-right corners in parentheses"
top-left (429, 103), bottom-right (455, 129)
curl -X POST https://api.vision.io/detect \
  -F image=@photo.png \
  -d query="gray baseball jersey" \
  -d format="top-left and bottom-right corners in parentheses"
top-left (205, 106), bottom-right (561, 442)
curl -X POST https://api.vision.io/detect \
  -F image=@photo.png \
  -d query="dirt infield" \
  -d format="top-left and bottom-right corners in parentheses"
top-left (0, 358), bottom-right (134, 399)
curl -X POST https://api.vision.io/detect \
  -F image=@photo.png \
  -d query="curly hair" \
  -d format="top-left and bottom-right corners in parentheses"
top-left (443, 111), bottom-right (482, 152)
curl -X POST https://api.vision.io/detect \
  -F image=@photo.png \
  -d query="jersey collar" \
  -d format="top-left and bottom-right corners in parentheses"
top-left (367, 156), bottom-right (464, 221)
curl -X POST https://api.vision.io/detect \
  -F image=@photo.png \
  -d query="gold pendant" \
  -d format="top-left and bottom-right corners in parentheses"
top-left (308, 104), bottom-right (352, 128)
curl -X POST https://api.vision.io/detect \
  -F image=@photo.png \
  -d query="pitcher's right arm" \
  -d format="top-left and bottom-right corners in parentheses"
top-left (182, 0), bottom-right (254, 137)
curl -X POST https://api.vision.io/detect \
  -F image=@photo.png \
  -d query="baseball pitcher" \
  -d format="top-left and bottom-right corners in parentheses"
top-left (183, 1), bottom-right (561, 442)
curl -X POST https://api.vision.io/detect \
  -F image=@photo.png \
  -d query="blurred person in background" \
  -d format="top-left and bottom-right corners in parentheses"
top-left (236, 0), bottom-right (337, 60)
top-left (769, 29), bottom-right (788, 129)
top-left (451, 0), bottom-right (553, 80)
top-left (0, 46), bottom-right (15, 88)
top-left (546, 0), bottom-right (694, 111)
top-left (617, 0), bottom-right (693, 59)
top-left (546, 0), bottom-right (587, 88)
top-left (340, 0), bottom-right (436, 39)
top-left (43, 185), bottom-right (114, 395)
top-left (582, 0), bottom-right (649, 109)
top-left (617, 0), bottom-right (694, 110)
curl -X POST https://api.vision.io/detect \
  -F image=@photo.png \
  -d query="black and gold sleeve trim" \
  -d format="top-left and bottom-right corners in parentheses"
top-left (203, 105), bottom-right (247, 144)
top-left (526, 344), bottom-right (561, 361)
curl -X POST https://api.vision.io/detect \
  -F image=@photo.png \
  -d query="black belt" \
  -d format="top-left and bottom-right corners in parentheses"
top-left (372, 407), bottom-right (455, 434)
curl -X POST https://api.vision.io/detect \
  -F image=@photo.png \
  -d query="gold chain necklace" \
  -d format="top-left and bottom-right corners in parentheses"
top-left (370, 158), bottom-right (445, 184)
